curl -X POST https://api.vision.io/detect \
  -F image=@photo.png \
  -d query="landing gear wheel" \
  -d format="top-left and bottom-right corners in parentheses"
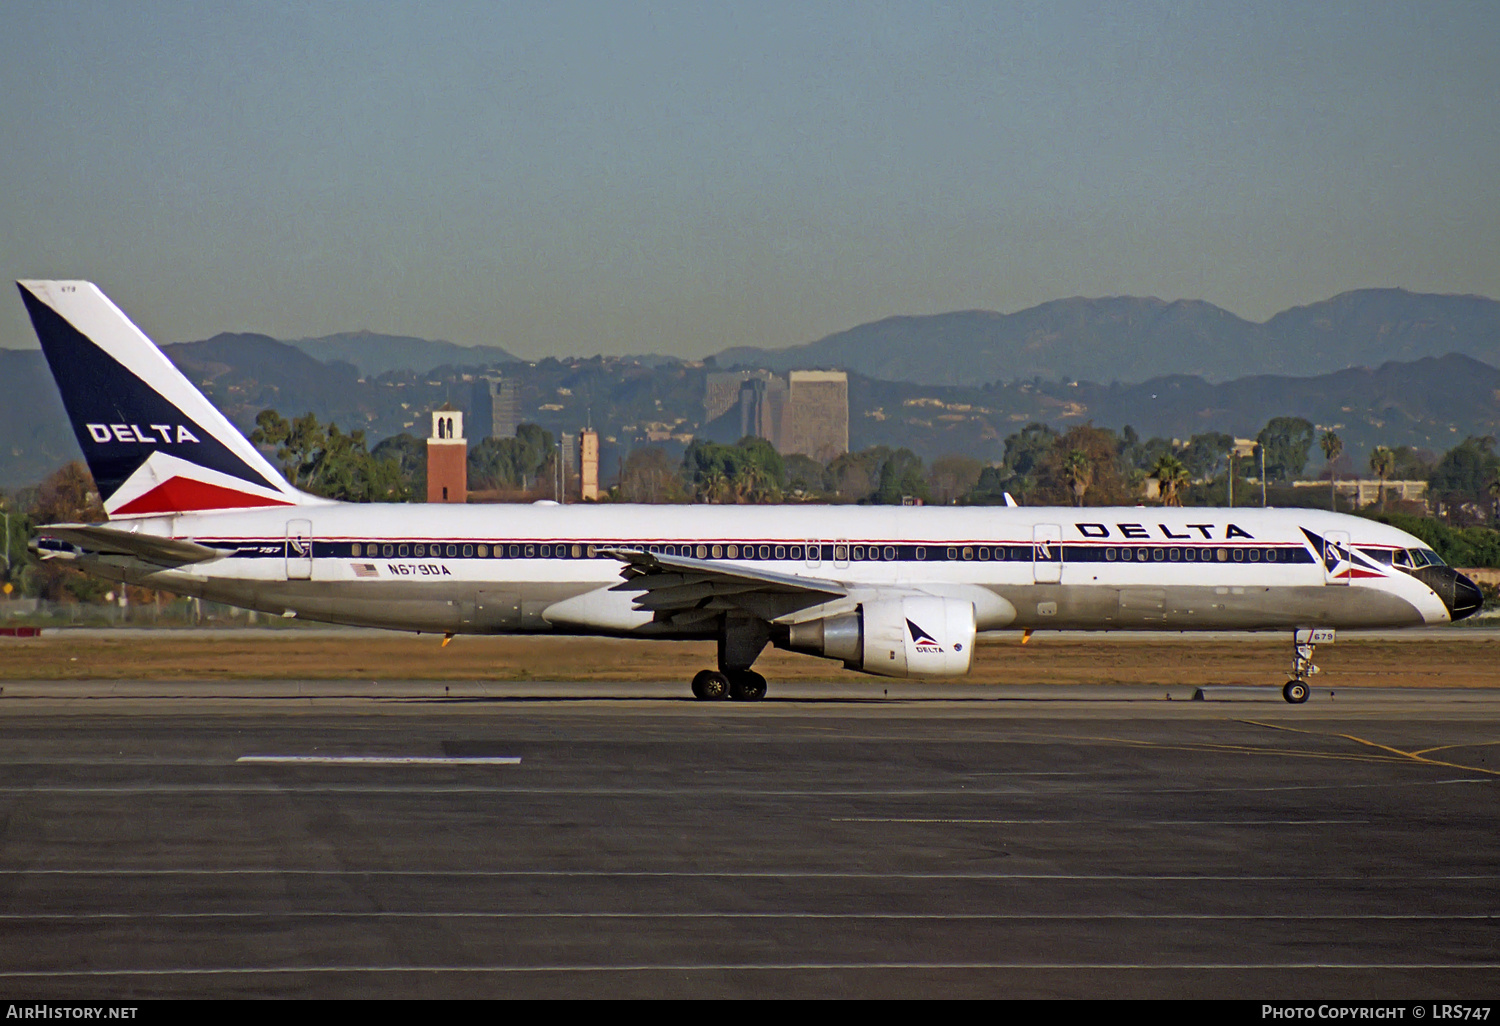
top-left (1283, 679), bottom-right (1310, 705)
top-left (691, 670), bottom-right (730, 701)
top-left (726, 670), bottom-right (768, 702)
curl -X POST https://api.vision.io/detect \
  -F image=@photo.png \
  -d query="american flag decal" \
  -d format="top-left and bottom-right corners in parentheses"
top-left (351, 563), bottom-right (379, 578)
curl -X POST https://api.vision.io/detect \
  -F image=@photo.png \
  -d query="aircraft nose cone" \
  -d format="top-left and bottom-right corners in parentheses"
top-left (1415, 565), bottom-right (1486, 622)
top-left (1447, 570), bottom-right (1485, 622)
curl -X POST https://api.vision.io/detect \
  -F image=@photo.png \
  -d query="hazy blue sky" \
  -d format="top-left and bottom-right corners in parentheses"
top-left (2, 1), bottom-right (1496, 358)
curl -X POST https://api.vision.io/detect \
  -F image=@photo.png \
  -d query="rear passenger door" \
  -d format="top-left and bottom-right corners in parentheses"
top-left (285, 520), bottom-right (313, 581)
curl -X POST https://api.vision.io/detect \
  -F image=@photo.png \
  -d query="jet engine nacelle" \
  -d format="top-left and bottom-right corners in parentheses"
top-left (785, 596), bottom-right (975, 678)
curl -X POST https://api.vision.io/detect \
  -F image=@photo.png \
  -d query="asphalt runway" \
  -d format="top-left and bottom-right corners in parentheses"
top-left (0, 681), bottom-right (1497, 998)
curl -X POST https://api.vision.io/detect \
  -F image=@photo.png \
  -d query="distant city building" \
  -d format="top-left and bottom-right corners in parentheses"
top-left (737, 376), bottom-right (787, 445)
top-left (471, 376), bottom-right (521, 440)
top-left (426, 405), bottom-right (466, 503)
top-left (784, 370), bottom-right (849, 462)
top-left (705, 369), bottom-right (777, 423)
top-left (579, 429), bottom-right (600, 501)
top-left (1292, 479), bottom-right (1429, 509)
top-left (713, 369), bottom-right (848, 461)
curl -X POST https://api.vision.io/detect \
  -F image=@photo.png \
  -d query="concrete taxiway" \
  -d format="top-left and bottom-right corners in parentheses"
top-left (0, 681), bottom-right (1496, 998)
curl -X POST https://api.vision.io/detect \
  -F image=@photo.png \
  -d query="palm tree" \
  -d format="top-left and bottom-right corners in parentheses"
top-left (1062, 450), bottom-right (1092, 507)
top-left (1151, 453), bottom-right (1189, 506)
top-left (1369, 446), bottom-right (1395, 509)
top-left (729, 465), bottom-right (756, 504)
top-left (745, 464), bottom-right (781, 504)
top-left (1320, 430), bottom-right (1343, 510)
top-left (697, 468), bottom-right (729, 504)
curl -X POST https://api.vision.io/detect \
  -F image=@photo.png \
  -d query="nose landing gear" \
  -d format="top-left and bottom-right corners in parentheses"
top-left (1284, 628), bottom-right (1333, 704)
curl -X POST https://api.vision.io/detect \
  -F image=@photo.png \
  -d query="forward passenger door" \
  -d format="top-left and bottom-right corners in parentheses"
top-left (1032, 524), bottom-right (1063, 584)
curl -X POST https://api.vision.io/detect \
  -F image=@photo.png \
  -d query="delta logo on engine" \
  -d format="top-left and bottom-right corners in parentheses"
top-left (907, 619), bottom-right (953, 654)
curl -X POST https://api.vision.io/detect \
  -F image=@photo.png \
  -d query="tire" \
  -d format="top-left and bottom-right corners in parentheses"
top-left (1283, 679), bottom-right (1310, 705)
top-left (727, 670), bottom-right (767, 702)
top-left (692, 669), bottom-right (729, 701)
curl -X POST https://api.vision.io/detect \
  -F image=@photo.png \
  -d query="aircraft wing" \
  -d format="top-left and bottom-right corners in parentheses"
top-left (600, 547), bottom-right (847, 626)
top-left (36, 523), bottom-right (230, 568)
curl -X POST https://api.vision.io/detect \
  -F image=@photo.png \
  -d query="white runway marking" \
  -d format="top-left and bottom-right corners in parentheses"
top-left (236, 756), bottom-right (521, 765)
top-left (3, 962), bottom-right (1498, 977)
top-left (834, 818), bottom-right (1372, 825)
top-left (2, 911), bottom-right (1494, 921)
top-left (0, 779), bottom-right (1485, 794)
top-left (8, 869), bottom-right (1500, 881)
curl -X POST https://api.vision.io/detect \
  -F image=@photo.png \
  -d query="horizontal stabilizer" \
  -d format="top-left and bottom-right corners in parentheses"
top-left (36, 523), bottom-right (230, 567)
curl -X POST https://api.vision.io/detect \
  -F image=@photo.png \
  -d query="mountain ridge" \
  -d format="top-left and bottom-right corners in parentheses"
top-left (711, 288), bottom-right (1500, 386)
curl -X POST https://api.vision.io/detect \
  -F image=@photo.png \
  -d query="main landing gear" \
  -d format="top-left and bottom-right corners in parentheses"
top-left (690, 668), bottom-right (767, 702)
top-left (1283, 628), bottom-right (1333, 704)
top-left (691, 615), bottom-right (771, 701)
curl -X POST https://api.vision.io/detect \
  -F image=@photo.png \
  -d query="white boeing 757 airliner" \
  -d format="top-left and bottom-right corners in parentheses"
top-left (17, 280), bottom-right (1483, 703)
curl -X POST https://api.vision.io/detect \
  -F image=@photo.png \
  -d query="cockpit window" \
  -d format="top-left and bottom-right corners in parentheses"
top-left (1359, 547), bottom-right (1394, 565)
top-left (1394, 548), bottom-right (1445, 569)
